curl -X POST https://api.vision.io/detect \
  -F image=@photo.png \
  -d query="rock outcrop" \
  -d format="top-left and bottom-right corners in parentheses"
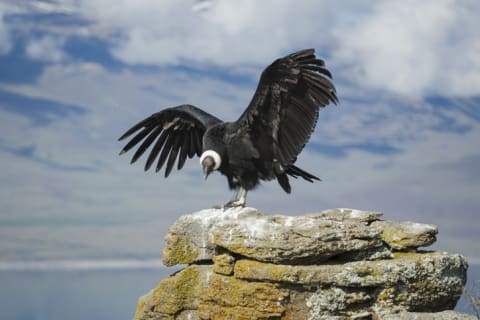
top-left (135, 207), bottom-right (471, 320)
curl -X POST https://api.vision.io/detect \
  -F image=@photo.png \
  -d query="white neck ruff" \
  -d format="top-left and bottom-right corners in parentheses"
top-left (200, 150), bottom-right (221, 170)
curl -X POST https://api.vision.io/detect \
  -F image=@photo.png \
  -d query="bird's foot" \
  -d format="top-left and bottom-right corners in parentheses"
top-left (211, 189), bottom-right (247, 210)
top-left (223, 199), bottom-right (246, 208)
top-left (211, 199), bottom-right (245, 210)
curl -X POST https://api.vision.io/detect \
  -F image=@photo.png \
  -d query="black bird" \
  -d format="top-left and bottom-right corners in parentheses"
top-left (118, 49), bottom-right (338, 207)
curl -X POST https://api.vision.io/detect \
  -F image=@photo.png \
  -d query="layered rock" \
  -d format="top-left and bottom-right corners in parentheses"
top-left (135, 207), bottom-right (470, 320)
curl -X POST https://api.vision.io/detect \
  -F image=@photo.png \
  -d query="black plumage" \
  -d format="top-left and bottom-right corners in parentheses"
top-left (119, 49), bottom-right (338, 207)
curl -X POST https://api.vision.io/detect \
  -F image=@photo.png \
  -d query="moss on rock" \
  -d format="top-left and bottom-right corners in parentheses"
top-left (162, 233), bottom-right (199, 267)
top-left (134, 265), bottom-right (210, 319)
top-left (136, 208), bottom-right (469, 319)
top-left (212, 253), bottom-right (236, 275)
top-left (198, 272), bottom-right (289, 319)
top-left (373, 221), bottom-right (438, 251)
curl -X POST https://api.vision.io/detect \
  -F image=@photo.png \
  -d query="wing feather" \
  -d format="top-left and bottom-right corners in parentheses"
top-left (130, 126), bottom-right (163, 164)
top-left (118, 104), bottom-right (222, 177)
top-left (177, 132), bottom-right (189, 170)
top-left (193, 131), bottom-right (203, 157)
top-left (165, 134), bottom-right (181, 177)
top-left (118, 118), bottom-right (151, 141)
top-left (187, 131), bottom-right (197, 158)
top-left (237, 49), bottom-right (337, 169)
top-left (302, 65), bottom-right (332, 78)
top-left (120, 126), bottom-right (155, 155)
top-left (155, 133), bottom-right (175, 173)
top-left (144, 129), bottom-right (169, 171)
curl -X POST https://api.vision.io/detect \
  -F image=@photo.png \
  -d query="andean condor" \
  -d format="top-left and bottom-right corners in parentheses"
top-left (118, 49), bottom-right (338, 207)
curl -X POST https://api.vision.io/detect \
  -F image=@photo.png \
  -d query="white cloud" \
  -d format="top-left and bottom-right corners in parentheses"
top-left (62, 0), bottom-right (479, 97)
top-left (333, 0), bottom-right (480, 97)
top-left (25, 35), bottom-right (67, 63)
top-left (4, 1), bottom-right (480, 96)
top-left (0, 3), bottom-right (13, 54)
top-left (65, 0), bottom-right (346, 65)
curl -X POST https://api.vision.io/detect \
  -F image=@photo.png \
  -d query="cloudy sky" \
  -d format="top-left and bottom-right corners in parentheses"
top-left (0, 0), bottom-right (479, 264)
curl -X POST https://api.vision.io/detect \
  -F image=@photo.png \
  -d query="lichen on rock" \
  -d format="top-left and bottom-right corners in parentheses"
top-left (135, 207), bottom-right (471, 320)
top-left (198, 272), bottom-right (289, 319)
top-left (212, 253), bottom-right (235, 275)
top-left (379, 310), bottom-right (477, 319)
top-left (209, 214), bottom-right (386, 264)
top-left (162, 207), bottom-right (260, 266)
top-left (134, 264), bottom-right (211, 319)
top-left (372, 220), bottom-right (438, 251)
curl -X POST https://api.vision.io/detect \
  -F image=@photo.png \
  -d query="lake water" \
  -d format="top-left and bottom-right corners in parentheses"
top-left (0, 262), bottom-right (478, 319)
top-left (0, 265), bottom-right (174, 320)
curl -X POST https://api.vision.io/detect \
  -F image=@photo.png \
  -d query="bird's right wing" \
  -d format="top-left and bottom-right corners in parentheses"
top-left (118, 104), bottom-right (222, 177)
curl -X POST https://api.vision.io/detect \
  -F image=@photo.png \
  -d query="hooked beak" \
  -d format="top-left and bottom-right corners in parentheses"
top-left (202, 156), bottom-right (215, 180)
top-left (204, 169), bottom-right (211, 180)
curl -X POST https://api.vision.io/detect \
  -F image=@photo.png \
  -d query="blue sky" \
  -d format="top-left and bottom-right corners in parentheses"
top-left (0, 0), bottom-right (479, 263)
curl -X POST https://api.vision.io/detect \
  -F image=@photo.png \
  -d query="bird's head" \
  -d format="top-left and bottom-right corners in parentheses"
top-left (200, 150), bottom-right (221, 180)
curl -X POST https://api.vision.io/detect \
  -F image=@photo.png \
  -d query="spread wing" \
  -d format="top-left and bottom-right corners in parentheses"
top-left (237, 48), bottom-right (338, 167)
top-left (118, 104), bottom-right (222, 177)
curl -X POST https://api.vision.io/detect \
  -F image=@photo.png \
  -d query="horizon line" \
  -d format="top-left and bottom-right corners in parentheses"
top-left (0, 258), bottom-right (171, 271)
top-left (0, 256), bottom-right (479, 271)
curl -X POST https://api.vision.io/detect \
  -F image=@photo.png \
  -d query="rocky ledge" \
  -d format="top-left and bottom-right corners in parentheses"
top-left (134, 207), bottom-right (472, 320)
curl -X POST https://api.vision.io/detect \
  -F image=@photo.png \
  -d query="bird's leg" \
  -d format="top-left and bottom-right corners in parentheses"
top-left (224, 189), bottom-right (247, 208)
top-left (212, 187), bottom-right (241, 209)
top-left (229, 187), bottom-right (241, 202)
top-left (237, 189), bottom-right (248, 206)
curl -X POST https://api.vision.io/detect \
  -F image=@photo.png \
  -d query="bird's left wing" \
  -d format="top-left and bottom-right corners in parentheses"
top-left (118, 104), bottom-right (222, 177)
top-left (236, 49), bottom-right (338, 167)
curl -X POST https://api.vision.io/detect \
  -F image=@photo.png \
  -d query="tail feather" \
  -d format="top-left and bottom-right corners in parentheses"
top-left (276, 173), bottom-right (291, 194)
top-left (285, 165), bottom-right (320, 182)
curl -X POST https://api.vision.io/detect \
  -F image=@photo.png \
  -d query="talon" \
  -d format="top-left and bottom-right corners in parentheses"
top-left (223, 200), bottom-right (245, 208)
top-left (213, 188), bottom-right (247, 209)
